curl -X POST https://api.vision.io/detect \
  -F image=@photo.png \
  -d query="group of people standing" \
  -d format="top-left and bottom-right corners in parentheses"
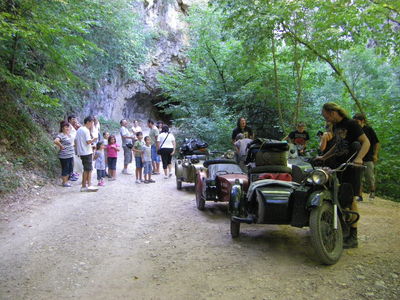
top-left (119, 119), bottom-right (176, 182)
top-left (54, 116), bottom-right (176, 192)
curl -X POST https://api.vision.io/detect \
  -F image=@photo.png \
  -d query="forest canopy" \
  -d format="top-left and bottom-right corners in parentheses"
top-left (158, 0), bottom-right (400, 199)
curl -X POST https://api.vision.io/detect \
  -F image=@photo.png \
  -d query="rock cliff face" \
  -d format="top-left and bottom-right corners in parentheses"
top-left (83, 0), bottom-right (202, 122)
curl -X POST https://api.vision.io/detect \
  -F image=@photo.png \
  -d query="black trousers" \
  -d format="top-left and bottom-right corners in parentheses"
top-left (159, 148), bottom-right (173, 169)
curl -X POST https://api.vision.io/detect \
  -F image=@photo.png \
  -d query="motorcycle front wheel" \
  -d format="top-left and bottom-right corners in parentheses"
top-left (195, 179), bottom-right (205, 210)
top-left (176, 178), bottom-right (182, 190)
top-left (310, 201), bottom-right (343, 265)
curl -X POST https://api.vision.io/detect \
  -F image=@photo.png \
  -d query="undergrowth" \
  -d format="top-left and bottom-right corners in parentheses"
top-left (0, 98), bottom-right (58, 194)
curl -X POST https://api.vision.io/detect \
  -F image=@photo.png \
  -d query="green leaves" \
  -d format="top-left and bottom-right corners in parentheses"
top-left (0, 0), bottom-right (149, 110)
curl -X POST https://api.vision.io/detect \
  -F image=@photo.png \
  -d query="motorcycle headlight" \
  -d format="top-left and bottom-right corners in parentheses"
top-left (311, 169), bottom-right (329, 185)
top-left (225, 150), bottom-right (235, 159)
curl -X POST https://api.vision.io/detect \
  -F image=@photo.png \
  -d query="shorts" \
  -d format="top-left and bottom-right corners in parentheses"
top-left (151, 144), bottom-right (161, 163)
top-left (135, 156), bottom-right (143, 168)
top-left (361, 161), bottom-right (375, 190)
top-left (108, 157), bottom-right (117, 170)
top-left (97, 169), bottom-right (106, 180)
top-left (59, 157), bottom-right (74, 176)
top-left (80, 154), bottom-right (93, 172)
top-left (143, 161), bottom-right (152, 175)
top-left (123, 145), bottom-right (132, 165)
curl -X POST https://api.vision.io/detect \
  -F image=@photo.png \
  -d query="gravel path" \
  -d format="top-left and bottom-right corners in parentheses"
top-left (0, 154), bottom-right (399, 299)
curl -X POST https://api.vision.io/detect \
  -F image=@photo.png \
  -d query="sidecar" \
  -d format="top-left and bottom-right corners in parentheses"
top-left (195, 158), bottom-right (249, 210)
top-left (175, 138), bottom-right (209, 190)
top-left (175, 152), bottom-right (208, 190)
top-left (230, 140), bottom-right (311, 233)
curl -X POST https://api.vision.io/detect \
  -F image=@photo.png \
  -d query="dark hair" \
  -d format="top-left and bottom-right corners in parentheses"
top-left (59, 120), bottom-right (69, 132)
top-left (317, 131), bottom-right (324, 137)
top-left (156, 121), bottom-right (163, 126)
top-left (161, 125), bottom-right (169, 133)
top-left (148, 119), bottom-right (154, 125)
top-left (297, 122), bottom-right (305, 127)
top-left (108, 135), bottom-right (116, 144)
top-left (353, 113), bottom-right (366, 121)
top-left (96, 141), bottom-right (103, 150)
top-left (236, 117), bottom-right (246, 128)
top-left (67, 115), bottom-right (76, 122)
top-left (103, 131), bottom-right (109, 137)
top-left (136, 131), bottom-right (143, 137)
top-left (84, 116), bottom-right (94, 124)
top-left (120, 119), bottom-right (126, 125)
top-left (144, 136), bottom-right (151, 142)
top-left (322, 102), bottom-right (349, 118)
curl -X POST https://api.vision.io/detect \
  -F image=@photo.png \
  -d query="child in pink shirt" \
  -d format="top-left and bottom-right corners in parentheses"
top-left (106, 135), bottom-right (120, 180)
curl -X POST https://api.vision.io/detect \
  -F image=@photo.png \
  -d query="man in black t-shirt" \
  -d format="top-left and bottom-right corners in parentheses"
top-left (286, 122), bottom-right (310, 155)
top-left (319, 103), bottom-right (370, 249)
top-left (353, 113), bottom-right (380, 200)
top-left (231, 117), bottom-right (254, 142)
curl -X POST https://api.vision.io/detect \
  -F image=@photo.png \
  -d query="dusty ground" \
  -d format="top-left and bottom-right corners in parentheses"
top-left (0, 154), bottom-right (399, 300)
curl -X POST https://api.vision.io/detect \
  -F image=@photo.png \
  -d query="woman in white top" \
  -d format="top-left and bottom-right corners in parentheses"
top-left (157, 125), bottom-right (176, 178)
top-left (131, 120), bottom-right (142, 136)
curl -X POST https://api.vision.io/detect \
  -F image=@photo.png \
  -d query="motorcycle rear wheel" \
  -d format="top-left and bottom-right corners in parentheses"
top-left (310, 201), bottom-right (343, 265)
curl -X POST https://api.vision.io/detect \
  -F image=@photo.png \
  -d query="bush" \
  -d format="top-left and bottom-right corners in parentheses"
top-left (0, 98), bottom-right (58, 195)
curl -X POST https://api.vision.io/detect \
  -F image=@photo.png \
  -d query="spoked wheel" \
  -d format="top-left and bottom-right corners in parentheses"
top-left (310, 201), bottom-right (343, 265)
top-left (176, 178), bottom-right (182, 190)
top-left (230, 220), bottom-right (240, 238)
top-left (195, 179), bottom-right (205, 211)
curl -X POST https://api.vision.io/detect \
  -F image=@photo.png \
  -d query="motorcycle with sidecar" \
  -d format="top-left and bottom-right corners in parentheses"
top-left (229, 140), bottom-right (361, 265)
top-left (195, 150), bottom-right (249, 210)
top-left (175, 138), bottom-right (209, 190)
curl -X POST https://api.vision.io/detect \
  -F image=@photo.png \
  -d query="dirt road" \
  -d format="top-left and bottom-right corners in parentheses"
top-left (0, 157), bottom-right (399, 299)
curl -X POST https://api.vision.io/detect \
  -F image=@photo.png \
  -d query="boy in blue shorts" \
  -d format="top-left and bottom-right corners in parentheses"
top-left (142, 136), bottom-right (155, 183)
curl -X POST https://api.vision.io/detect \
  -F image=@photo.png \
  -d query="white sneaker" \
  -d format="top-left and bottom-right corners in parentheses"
top-left (122, 169), bottom-right (132, 175)
top-left (87, 186), bottom-right (99, 192)
top-left (136, 179), bottom-right (141, 184)
top-left (164, 175), bottom-right (168, 179)
top-left (168, 173), bottom-right (172, 178)
top-left (80, 187), bottom-right (89, 192)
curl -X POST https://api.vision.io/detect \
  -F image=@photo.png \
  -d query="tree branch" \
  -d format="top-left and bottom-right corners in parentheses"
top-left (282, 23), bottom-right (365, 115)
top-left (203, 42), bottom-right (228, 93)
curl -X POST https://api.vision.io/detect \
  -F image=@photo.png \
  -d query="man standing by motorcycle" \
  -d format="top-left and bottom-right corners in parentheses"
top-left (231, 117), bottom-right (254, 143)
top-left (284, 122), bottom-right (310, 155)
top-left (353, 113), bottom-right (380, 200)
top-left (318, 102), bottom-right (370, 248)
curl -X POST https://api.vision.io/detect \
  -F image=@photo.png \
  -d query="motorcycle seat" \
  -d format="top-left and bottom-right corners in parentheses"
top-left (203, 159), bottom-right (237, 168)
top-left (207, 163), bottom-right (244, 181)
top-left (248, 165), bottom-right (292, 174)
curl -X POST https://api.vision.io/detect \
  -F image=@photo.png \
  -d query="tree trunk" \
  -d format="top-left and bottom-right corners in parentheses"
top-left (271, 35), bottom-right (285, 133)
top-left (9, 35), bottom-right (19, 74)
